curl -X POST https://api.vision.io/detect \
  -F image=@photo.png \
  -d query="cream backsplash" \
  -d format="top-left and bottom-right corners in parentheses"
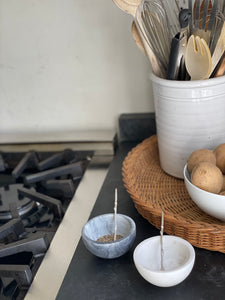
top-left (0, 0), bottom-right (154, 142)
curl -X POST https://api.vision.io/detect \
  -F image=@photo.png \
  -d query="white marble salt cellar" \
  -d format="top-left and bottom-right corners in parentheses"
top-left (133, 235), bottom-right (195, 287)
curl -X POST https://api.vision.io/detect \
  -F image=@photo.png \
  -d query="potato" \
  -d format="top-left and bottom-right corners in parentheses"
top-left (220, 176), bottom-right (225, 195)
top-left (213, 143), bottom-right (225, 174)
top-left (187, 149), bottom-right (216, 173)
top-left (191, 162), bottom-right (223, 193)
top-left (222, 175), bottom-right (225, 191)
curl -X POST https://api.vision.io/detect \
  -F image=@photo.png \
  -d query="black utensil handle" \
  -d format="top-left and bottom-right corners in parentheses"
top-left (166, 34), bottom-right (180, 80)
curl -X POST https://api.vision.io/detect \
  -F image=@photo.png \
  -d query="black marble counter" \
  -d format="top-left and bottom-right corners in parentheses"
top-left (56, 140), bottom-right (225, 300)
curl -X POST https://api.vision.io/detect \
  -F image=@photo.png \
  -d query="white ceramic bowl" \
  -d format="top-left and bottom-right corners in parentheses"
top-left (184, 164), bottom-right (225, 221)
top-left (133, 235), bottom-right (195, 287)
top-left (82, 213), bottom-right (136, 259)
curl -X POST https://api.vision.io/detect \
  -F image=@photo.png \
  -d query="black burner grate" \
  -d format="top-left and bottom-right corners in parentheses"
top-left (0, 149), bottom-right (92, 299)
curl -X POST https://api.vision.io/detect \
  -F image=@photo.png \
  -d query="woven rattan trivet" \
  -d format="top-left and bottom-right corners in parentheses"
top-left (122, 135), bottom-right (225, 253)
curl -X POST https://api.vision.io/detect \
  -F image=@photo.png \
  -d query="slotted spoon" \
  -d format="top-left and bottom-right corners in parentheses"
top-left (185, 34), bottom-right (212, 80)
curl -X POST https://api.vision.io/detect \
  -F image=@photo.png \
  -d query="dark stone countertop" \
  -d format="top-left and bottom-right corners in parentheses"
top-left (56, 140), bottom-right (225, 300)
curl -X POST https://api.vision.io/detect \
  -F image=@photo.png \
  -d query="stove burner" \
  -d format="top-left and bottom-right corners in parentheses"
top-left (0, 185), bottom-right (36, 221)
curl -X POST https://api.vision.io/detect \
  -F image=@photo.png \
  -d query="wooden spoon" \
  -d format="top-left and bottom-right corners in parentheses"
top-left (112, 0), bottom-right (145, 55)
top-left (215, 55), bottom-right (225, 77)
top-left (131, 22), bottom-right (165, 78)
top-left (209, 22), bottom-right (225, 77)
top-left (211, 52), bottom-right (225, 77)
top-left (112, 0), bottom-right (165, 77)
top-left (112, 0), bottom-right (141, 17)
top-left (131, 22), bottom-right (146, 54)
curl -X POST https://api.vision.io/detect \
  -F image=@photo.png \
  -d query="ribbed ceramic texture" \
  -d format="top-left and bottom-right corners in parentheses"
top-left (151, 74), bottom-right (225, 179)
top-left (122, 135), bottom-right (225, 253)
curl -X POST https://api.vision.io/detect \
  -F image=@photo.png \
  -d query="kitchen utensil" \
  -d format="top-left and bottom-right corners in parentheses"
top-left (113, 188), bottom-right (118, 241)
top-left (160, 211), bottom-right (164, 271)
top-left (192, 0), bottom-right (218, 44)
top-left (179, 8), bottom-right (192, 79)
top-left (135, 4), bottom-right (164, 77)
top-left (111, 0), bottom-right (145, 55)
top-left (131, 21), bottom-right (146, 54)
top-left (206, 0), bottom-right (218, 31)
top-left (193, 0), bottom-right (201, 31)
top-left (112, 0), bottom-right (164, 77)
top-left (140, 0), bottom-right (171, 73)
top-left (209, 22), bottom-right (225, 76)
top-left (185, 35), bottom-right (212, 80)
top-left (166, 33), bottom-right (182, 80)
top-left (113, 0), bottom-right (180, 37)
top-left (131, 22), bottom-right (165, 77)
top-left (112, 0), bottom-right (141, 17)
top-left (209, 9), bottom-right (225, 54)
top-left (214, 53), bottom-right (225, 77)
top-left (161, 0), bottom-right (181, 38)
top-left (112, 0), bottom-right (144, 51)
top-left (188, 0), bottom-right (193, 32)
top-left (167, 8), bottom-right (191, 80)
top-left (180, 7), bottom-right (192, 37)
top-left (135, 3), bottom-right (167, 77)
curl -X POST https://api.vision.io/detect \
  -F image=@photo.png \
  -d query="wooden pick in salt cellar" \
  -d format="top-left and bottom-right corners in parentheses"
top-left (114, 188), bottom-right (118, 241)
top-left (160, 210), bottom-right (164, 271)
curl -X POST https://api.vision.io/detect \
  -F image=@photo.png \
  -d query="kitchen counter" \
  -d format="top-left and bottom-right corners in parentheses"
top-left (56, 138), bottom-right (225, 300)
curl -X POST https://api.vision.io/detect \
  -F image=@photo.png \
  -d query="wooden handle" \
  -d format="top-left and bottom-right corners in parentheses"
top-left (131, 22), bottom-right (165, 78)
top-left (112, 0), bottom-right (141, 17)
top-left (210, 23), bottom-right (225, 76)
top-left (113, 1), bottom-right (165, 78)
top-left (215, 55), bottom-right (225, 77)
top-left (131, 22), bottom-right (146, 54)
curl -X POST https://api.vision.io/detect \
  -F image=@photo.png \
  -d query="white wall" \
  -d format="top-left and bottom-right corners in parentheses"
top-left (0, 0), bottom-right (154, 141)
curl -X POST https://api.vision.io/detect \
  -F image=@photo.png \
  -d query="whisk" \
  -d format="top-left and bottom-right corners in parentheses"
top-left (139, 0), bottom-right (171, 73)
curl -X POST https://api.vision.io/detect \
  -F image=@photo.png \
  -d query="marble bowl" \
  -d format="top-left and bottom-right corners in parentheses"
top-left (133, 235), bottom-right (195, 287)
top-left (184, 164), bottom-right (225, 221)
top-left (82, 213), bottom-right (136, 259)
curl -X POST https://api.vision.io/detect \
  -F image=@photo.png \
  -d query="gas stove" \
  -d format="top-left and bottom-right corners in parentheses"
top-left (0, 136), bottom-right (115, 300)
top-left (0, 149), bottom-right (93, 299)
